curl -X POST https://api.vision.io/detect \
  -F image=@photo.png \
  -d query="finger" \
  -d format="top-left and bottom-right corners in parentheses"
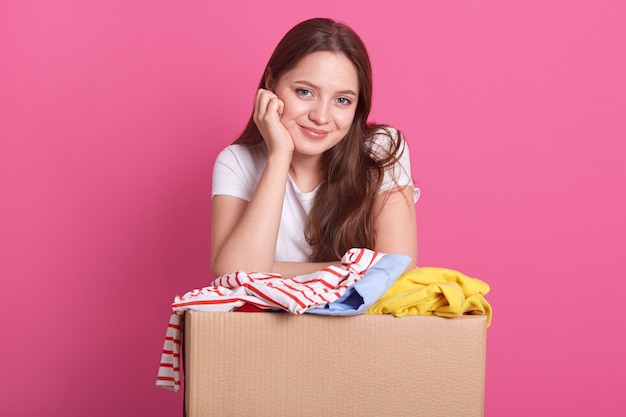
top-left (266, 97), bottom-right (284, 121)
top-left (255, 89), bottom-right (278, 120)
top-left (253, 89), bottom-right (264, 120)
top-left (254, 89), bottom-right (272, 120)
top-left (275, 99), bottom-right (284, 119)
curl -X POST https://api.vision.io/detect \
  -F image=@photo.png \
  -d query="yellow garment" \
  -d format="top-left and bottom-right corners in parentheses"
top-left (366, 267), bottom-right (492, 326)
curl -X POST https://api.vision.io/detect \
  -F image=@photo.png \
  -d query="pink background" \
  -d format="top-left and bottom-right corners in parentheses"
top-left (1, 0), bottom-right (625, 416)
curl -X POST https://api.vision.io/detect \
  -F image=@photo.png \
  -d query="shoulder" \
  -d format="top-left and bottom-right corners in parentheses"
top-left (214, 143), bottom-right (268, 176)
top-left (371, 126), bottom-right (404, 143)
top-left (367, 126), bottom-right (408, 160)
top-left (369, 127), bottom-right (419, 201)
top-left (213, 145), bottom-right (267, 184)
top-left (212, 144), bottom-right (268, 199)
top-left (216, 143), bottom-right (268, 165)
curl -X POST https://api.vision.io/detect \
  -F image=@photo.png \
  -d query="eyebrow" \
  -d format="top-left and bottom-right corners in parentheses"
top-left (294, 80), bottom-right (358, 97)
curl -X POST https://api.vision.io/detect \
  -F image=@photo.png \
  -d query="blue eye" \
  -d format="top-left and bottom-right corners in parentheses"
top-left (337, 97), bottom-right (352, 105)
top-left (296, 88), bottom-right (311, 97)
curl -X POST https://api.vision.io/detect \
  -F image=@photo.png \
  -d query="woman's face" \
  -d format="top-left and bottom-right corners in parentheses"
top-left (272, 51), bottom-right (359, 159)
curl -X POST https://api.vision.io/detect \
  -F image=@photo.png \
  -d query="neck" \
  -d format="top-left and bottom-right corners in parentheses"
top-left (289, 153), bottom-right (323, 193)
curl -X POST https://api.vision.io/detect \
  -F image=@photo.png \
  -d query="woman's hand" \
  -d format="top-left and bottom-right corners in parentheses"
top-left (253, 88), bottom-right (294, 156)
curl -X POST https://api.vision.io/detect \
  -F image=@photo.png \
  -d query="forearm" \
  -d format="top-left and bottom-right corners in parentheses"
top-left (212, 154), bottom-right (291, 276)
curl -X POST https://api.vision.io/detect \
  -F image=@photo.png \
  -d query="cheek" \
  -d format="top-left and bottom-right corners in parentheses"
top-left (337, 111), bottom-right (356, 130)
top-left (280, 99), bottom-right (306, 121)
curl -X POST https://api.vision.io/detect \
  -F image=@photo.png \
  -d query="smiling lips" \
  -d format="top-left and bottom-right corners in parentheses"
top-left (300, 125), bottom-right (328, 139)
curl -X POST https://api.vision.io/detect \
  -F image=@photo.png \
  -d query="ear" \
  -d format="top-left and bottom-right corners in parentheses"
top-left (263, 67), bottom-right (274, 90)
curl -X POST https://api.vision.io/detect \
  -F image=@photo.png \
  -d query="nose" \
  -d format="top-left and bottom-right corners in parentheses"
top-left (308, 100), bottom-right (330, 125)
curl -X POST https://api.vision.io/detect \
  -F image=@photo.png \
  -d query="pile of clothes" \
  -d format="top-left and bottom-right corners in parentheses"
top-left (156, 248), bottom-right (492, 391)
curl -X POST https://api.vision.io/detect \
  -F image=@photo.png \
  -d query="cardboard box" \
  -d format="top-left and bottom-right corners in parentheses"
top-left (184, 311), bottom-right (487, 417)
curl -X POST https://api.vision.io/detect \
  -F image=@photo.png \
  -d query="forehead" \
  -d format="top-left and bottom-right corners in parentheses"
top-left (280, 51), bottom-right (359, 93)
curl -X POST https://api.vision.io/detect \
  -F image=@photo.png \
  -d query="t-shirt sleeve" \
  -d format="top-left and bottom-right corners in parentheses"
top-left (371, 129), bottom-right (420, 203)
top-left (211, 145), bottom-right (264, 201)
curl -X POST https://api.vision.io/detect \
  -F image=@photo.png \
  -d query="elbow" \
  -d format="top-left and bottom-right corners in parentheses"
top-left (405, 256), bottom-right (417, 273)
top-left (211, 252), bottom-right (272, 277)
top-left (402, 246), bottom-right (418, 272)
top-left (211, 248), bottom-right (247, 277)
top-left (211, 260), bottom-right (235, 279)
top-left (211, 265), bottom-right (225, 279)
top-left (211, 252), bottom-right (230, 278)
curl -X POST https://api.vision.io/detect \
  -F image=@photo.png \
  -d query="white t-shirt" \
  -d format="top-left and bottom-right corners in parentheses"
top-left (211, 128), bottom-right (420, 262)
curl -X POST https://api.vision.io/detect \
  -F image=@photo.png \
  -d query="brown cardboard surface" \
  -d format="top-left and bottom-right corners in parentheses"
top-left (184, 311), bottom-right (487, 417)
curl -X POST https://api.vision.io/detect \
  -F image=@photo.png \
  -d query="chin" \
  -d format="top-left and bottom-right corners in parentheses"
top-left (293, 140), bottom-right (335, 157)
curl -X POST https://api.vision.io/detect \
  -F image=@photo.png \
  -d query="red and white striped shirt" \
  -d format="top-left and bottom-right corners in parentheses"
top-left (156, 248), bottom-right (383, 391)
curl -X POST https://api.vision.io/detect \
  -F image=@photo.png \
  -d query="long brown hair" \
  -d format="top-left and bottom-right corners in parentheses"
top-left (234, 17), bottom-right (403, 261)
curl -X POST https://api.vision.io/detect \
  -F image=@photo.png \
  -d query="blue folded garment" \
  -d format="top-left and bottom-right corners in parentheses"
top-left (306, 253), bottom-right (411, 316)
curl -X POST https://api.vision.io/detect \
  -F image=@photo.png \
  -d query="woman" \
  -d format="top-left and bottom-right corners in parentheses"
top-left (211, 17), bottom-right (419, 278)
